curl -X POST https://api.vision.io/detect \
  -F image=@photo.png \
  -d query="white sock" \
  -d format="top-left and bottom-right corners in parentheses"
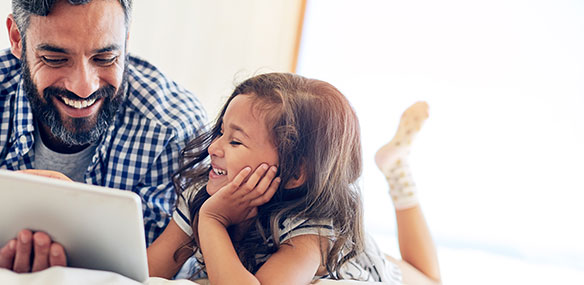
top-left (374, 101), bottom-right (429, 210)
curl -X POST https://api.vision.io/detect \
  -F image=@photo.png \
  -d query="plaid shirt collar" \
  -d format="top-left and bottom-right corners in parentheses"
top-left (4, 79), bottom-right (34, 166)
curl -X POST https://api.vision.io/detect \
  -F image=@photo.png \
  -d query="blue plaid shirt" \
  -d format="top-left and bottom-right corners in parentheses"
top-left (0, 48), bottom-right (208, 246)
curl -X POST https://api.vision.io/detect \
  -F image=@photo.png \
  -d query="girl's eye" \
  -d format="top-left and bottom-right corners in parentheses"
top-left (229, 140), bottom-right (242, 146)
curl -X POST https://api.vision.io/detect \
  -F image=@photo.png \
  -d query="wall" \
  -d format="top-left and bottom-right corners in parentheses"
top-left (298, 0), bottom-right (584, 283)
top-left (0, 0), bottom-right (303, 119)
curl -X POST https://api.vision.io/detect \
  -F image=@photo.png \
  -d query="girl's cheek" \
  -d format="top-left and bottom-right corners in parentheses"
top-left (228, 170), bottom-right (237, 182)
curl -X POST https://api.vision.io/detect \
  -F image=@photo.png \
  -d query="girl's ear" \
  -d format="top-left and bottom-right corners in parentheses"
top-left (283, 163), bottom-right (306, 189)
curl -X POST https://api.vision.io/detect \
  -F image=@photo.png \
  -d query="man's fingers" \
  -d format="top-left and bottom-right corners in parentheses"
top-left (31, 232), bottom-right (51, 272)
top-left (250, 177), bottom-right (281, 207)
top-left (12, 230), bottom-right (33, 273)
top-left (18, 169), bottom-right (72, 182)
top-left (49, 243), bottom-right (67, 267)
top-left (0, 239), bottom-right (17, 269)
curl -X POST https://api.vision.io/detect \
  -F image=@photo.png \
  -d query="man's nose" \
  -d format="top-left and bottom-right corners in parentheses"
top-left (64, 62), bottom-right (100, 98)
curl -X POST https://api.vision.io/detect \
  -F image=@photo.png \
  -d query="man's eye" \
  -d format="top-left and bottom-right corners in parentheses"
top-left (93, 56), bottom-right (117, 66)
top-left (41, 56), bottom-right (67, 66)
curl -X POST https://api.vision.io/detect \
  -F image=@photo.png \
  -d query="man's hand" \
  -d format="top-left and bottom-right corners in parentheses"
top-left (0, 229), bottom-right (67, 272)
top-left (0, 171), bottom-right (70, 272)
top-left (17, 169), bottom-right (73, 182)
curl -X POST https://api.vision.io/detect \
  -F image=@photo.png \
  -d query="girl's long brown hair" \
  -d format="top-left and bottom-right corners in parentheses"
top-left (173, 72), bottom-right (364, 278)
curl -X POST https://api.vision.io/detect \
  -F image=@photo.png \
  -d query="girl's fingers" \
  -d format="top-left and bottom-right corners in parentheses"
top-left (242, 164), bottom-right (269, 192)
top-left (224, 167), bottom-right (252, 194)
top-left (250, 177), bottom-right (281, 207)
top-left (246, 165), bottom-right (278, 200)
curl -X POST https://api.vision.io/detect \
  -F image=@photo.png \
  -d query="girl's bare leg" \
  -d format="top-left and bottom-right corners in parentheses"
top-left (375, 101), bottom-right (441, 283)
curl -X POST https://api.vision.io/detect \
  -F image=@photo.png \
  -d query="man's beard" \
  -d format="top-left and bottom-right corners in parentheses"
top-left (21, 54), bottom-right (127, 146)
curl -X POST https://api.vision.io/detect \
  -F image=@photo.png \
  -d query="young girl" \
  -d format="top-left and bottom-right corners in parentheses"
top-left (147, 73), bottom-right (441, 284)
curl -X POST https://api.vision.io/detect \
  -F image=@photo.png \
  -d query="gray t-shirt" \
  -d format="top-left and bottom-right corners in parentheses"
top-left (33, 128), bottom-right (97, 182)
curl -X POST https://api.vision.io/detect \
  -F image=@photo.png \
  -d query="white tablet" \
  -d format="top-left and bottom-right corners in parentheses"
top-left (0, 170), bottom-right (149, 282)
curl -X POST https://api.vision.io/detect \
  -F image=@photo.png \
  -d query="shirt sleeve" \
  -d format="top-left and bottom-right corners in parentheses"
top-left (278, 217), bottom-right (335, 243)
top-left (139, 136), bottom-right (185, 245)
top-left (172, 185), bottom-right (195, 236)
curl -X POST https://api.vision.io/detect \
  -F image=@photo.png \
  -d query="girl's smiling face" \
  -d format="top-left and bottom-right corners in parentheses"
top-left (206, 94), bottom-right (279, 195)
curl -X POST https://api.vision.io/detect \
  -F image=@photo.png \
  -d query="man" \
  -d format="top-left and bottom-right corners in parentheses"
top-left (0, 0), bottom-right (207, 273)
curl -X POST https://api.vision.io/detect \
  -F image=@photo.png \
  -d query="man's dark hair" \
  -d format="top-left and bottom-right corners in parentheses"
top-left (12, 0), bottom-right (132, 35)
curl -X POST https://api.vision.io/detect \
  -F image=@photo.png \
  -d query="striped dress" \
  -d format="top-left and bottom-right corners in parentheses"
top-left (173, 189), bottom-right (402, 283)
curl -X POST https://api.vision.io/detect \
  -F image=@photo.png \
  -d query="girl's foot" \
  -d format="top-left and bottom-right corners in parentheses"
top-left (374, 101), bottom-right (429, 210)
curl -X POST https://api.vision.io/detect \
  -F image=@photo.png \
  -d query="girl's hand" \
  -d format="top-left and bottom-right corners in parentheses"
top-left (200, 164), bottom-right (280, 227)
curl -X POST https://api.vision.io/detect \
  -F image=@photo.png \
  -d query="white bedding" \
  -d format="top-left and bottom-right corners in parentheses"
top-left (0, 267), bottom-right (379, 285)
top-left (5, 246), bottom-right (583, 284)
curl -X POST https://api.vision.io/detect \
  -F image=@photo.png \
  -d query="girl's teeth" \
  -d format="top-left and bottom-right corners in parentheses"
top-left (213, 168), bottom-right (227, 175)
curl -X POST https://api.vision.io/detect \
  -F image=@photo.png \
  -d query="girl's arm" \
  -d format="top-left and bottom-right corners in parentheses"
top-left (200, 219), bottom-right (321, 284)
top-left (199, 165), bottom-right (327, 284)
top-left (147, 219), bottom-right (193, 278)
top-left (200, 218), bottom-right (325, 285)
top-left (198, 217), bottom-right (258, 284)
top-left (200, 164), bottom-right (330, 285)
top-left (254, 234), bottom-right (326, 284)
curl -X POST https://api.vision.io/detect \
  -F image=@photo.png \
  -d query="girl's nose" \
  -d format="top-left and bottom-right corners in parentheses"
top-left (208, 137), bottom-right (224, 157)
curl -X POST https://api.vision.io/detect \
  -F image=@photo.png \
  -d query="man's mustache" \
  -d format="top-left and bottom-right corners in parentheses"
top-left (43, 85), bottom-right (116, 102)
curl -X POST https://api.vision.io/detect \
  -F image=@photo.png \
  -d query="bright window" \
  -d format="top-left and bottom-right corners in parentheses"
top-left (297, 0), bottom-right (584, 283)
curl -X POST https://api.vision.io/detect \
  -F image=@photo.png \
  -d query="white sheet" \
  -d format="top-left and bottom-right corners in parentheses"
top-left (0, 267), bottom-right (195, 285)
top-left (0, 267), bottom-right (379, 285)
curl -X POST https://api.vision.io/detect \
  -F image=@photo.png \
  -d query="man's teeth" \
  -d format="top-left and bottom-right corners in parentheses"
top-left (213, 168), bottom-right (227, 176)
top-left (62, 97), bottom-right (97, 109)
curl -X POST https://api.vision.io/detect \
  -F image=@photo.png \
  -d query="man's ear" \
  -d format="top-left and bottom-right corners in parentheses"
top-left (6, 15), bottom-right (23, 59)
top-left (283, 163), bottom-right (307, 189)
top-left (125, 30), bottom-right (130, 52)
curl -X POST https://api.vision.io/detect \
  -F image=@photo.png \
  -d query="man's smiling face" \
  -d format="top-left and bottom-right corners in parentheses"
top-left (16, 0), bottom-right (128, 147)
